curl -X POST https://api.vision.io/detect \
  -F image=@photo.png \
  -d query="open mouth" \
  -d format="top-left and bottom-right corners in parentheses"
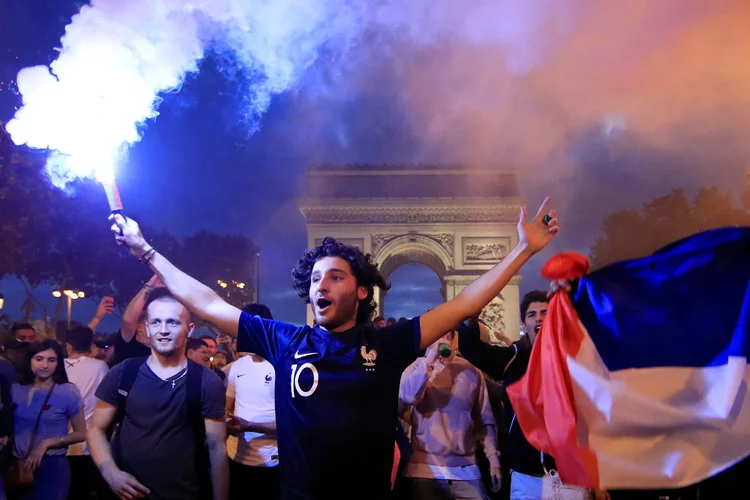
top-left (157, 338), bottom-right (173, 344)
top-left (534, 325), bottom-right (541, 334)
top-left (316, 298), bottom-right (333, 312)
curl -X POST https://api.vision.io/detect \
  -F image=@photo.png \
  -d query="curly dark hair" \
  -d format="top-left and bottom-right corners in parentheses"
top-left (292, 237), bottom-right (390, 325)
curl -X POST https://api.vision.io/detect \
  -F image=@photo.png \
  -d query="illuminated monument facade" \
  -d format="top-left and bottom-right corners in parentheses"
top-left (297, 164), bottom-right (524, 340)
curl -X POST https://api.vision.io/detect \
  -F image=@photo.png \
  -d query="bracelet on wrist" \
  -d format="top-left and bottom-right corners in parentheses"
top-left (139, 247), bottom-right (156, 264)
top-left (138, 247), bottom-right (153, 261)
top-left (143, 248), bottom-right (156, 265)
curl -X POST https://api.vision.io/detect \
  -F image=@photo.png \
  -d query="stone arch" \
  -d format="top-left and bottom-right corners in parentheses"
top-left (373, 234), bottom-right (452, 314)
top-left (297, 164), bottom-right (523, 339)
top-left (375, 234), bottom-right (452, 281)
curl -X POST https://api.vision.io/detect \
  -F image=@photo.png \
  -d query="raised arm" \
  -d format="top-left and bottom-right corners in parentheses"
top-left (120, 275), bottom-right (158, 342)
top-left (88, 296), bottom-right (114, 332)
top-left (110, 215), bottom-right (242, 337)
top-left (457, 320), bottom-right (517, 380)
top-left (419, 197), bottom-right (559, 349)
top-left (398, 353), bottom-right (437, 416)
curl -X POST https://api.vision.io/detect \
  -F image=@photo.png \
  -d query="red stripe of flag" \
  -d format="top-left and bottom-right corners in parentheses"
top-left (506, 252), bottom-right (600, 489)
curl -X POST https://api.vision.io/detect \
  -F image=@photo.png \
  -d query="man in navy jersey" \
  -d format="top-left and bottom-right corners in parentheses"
top-left (110, 197), bottom-right (559, 499)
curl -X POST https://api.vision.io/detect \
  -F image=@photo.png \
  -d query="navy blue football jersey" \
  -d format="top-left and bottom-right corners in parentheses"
top-left (237, 312), bottom-right (422, 499)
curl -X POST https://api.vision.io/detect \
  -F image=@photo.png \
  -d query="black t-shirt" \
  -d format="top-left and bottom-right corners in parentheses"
top-left (237, 313), bottom-right (422, 500)
top-left (457, 322), bottom-right (555, 475)
top-left (95, 360), bottom-right (225, 500)
top-left (114, 330), bottom-right (151, 365)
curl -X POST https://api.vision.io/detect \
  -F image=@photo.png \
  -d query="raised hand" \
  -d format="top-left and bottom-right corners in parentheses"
top-left (109, 214), bottom-right (149, 258)
top-left (517, 196), bottom-right (559, 254)
top-left (548, 279), bottom-right (573, 298)
top-left (96, 296), bottom-right (115, 318)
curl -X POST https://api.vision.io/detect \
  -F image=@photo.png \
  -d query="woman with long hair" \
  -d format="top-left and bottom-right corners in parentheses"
top-left (7, 340), bottom-right (85, 499)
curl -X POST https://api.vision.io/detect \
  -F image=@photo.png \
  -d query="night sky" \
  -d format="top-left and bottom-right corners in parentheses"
top-left (1, 0), bottom-right (749, 331)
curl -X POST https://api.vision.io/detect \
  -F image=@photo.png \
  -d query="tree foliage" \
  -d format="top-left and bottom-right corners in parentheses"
top-left (590, 186), bottom-right (750, 269)
top-left (0, 124), bottom-right (258, 334)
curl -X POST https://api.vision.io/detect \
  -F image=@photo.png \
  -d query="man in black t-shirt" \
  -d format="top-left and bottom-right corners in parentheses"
top-left (109, 197), bottom-right (560, 499)
top-left (459, 291), bottom-right (555, 495)
top-left (88, 290), bottom-right (228, 500)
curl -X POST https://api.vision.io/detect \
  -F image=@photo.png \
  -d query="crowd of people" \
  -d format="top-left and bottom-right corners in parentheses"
top-left (0, 198), bottom-right (743, 500)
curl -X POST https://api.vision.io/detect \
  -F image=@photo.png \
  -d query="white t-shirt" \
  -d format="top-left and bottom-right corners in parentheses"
top-left (64, 355), bottom-right (109, 456)
top-left (226, 354), bottom-right (278, 467)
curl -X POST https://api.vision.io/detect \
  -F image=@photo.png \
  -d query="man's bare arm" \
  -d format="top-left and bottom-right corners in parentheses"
top-left (419, 198), bottom-right (558, 349)
top-left (227, 412), bottom-right (277, 436)
top-left (87, 401), bottom-right (117, 469)
top-left (420, 244), bottom-right (532, 349)
top-left (120, 277), bottom-right (157, 342)
top-left (110, 215), bottom-right (242, 337)
top-left (245, 421), bottom-right (277, 435)
top-left (88, 296), bottom-right (114, 333)
top-left (205, 417), bottom-right (229, 500)
top-left (88, 401), bottom-right (150, 498)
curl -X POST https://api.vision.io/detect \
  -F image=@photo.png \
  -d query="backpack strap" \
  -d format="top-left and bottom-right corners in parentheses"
top-left (186, 360), bottom-right (210, 497)
top-left (112, 356), bottom-right (149, 434)
top-left (186, 359), bottom-right (205, 438)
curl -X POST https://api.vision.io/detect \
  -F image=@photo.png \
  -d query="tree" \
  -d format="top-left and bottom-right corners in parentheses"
top-left (0, 123), bottom-right (259, 336)
top-left (590, 187), bottom-right (750, 270)
top-left (176, 231), bottom-right (258, 309)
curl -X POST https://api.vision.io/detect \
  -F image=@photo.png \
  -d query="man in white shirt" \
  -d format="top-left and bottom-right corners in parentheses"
top-left (64, 326), bottom-right (110, 499)
top-left (226, 304), bottom-right (279, 500)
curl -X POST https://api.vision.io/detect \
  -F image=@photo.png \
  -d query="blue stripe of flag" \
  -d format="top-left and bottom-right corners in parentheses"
top-left (573, 227), bottom-right (750, 371)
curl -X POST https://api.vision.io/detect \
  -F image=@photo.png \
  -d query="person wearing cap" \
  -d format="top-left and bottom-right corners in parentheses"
top-left (91, 333), bottom-right (117, 366)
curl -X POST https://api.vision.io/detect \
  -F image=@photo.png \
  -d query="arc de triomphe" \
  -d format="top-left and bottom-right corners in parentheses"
top-left (297, 164), bottom-right (523, 341)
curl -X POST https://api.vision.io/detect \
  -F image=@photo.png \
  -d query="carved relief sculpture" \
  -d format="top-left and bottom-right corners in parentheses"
top-left (371, 233), bottom-right (454, 260)
top-left (480, 296), bottom-right (505, 337)
top-left (462, 237), bottom-right (512, 264)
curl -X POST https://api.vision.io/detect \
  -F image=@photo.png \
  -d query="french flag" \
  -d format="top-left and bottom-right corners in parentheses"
top-left (506, 227), bottom-right (750, 490)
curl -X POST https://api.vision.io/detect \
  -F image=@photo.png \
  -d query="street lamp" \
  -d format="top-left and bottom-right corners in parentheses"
top-left (216, 280), bottom-right (248, 303)
top-left (52, 289), bottom-right (85, 329)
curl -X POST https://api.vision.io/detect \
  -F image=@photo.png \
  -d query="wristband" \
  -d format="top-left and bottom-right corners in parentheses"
top-left (143, 249), bottom-right (156, 265)
top-left (140, 248), bottom-right (156, 264)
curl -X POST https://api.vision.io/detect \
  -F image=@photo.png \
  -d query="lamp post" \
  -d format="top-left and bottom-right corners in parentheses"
top-left (216, 280), bottom-right (248, 305)
top-left (52, 289), bottom-right (85, 329)
top-left (256, 250), bottom-right (261, 303)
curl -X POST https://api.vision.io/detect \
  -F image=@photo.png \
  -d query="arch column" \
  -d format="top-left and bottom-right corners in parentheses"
top-left (442, 274), bottom-right (521, 341)
top-left (377, 287), bottom-right (387, 317)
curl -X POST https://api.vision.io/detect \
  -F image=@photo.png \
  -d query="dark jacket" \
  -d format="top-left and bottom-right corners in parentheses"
top-left (458, 322), bottom-right (555, 476)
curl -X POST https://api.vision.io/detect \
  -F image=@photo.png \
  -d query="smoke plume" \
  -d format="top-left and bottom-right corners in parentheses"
top-left (7, 0), bottom-right (750, 207)
top-left (6, 0), bottom-right (572, 187)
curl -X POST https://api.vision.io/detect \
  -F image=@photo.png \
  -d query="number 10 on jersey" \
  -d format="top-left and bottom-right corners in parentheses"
top-left (290, 363), bottom-right (319, 398)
